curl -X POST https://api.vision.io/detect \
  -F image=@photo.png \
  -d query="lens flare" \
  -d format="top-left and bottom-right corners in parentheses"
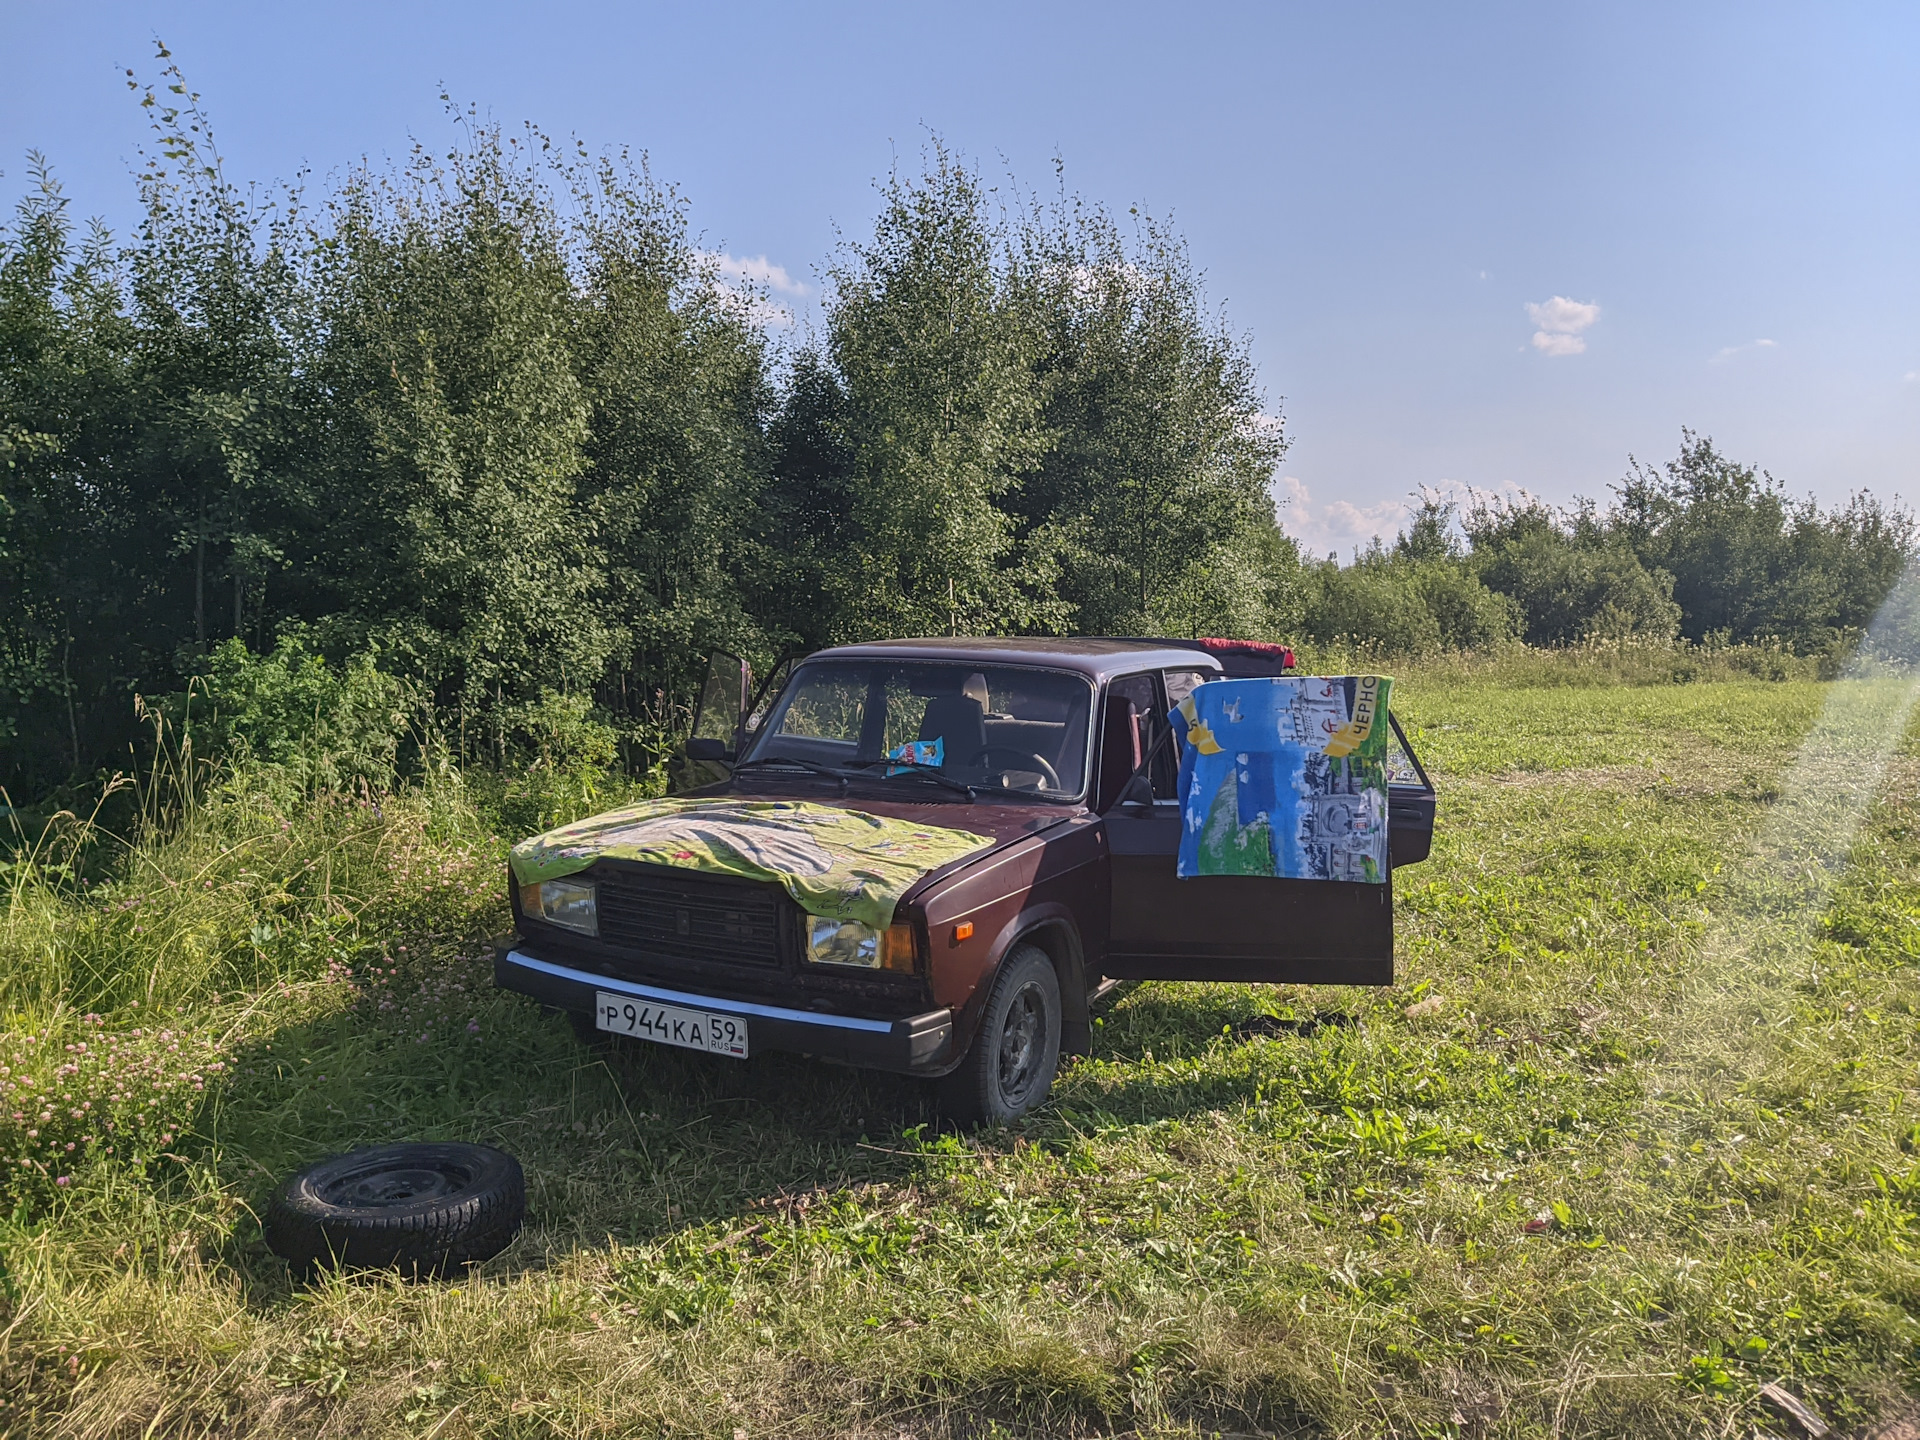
top-left (1654, 558), bottom-right (1920, 1097)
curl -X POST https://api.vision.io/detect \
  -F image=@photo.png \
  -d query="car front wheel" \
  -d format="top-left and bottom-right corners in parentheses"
top-left (937, 943), bottom-right (1061, 1125)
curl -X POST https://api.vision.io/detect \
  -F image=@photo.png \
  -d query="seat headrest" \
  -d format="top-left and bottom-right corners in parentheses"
top-left (919, 694), bottom-right (988, 760)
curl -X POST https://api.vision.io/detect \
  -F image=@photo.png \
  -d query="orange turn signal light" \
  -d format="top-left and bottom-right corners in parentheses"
top-left (952, 921), bottom-right (974, 943)
top-left (880, 923), bottom-right (921, 973)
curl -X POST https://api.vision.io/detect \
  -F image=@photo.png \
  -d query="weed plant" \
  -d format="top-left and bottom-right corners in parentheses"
top-left (4, 670), bottom-right (1920, 1437)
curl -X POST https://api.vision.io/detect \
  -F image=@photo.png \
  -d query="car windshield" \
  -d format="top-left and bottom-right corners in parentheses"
top-left (741, 661), bottom-right (1096, 800)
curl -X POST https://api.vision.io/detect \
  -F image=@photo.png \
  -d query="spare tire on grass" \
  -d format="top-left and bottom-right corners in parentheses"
top-left (264, 1142), bottom-right (524, 1279)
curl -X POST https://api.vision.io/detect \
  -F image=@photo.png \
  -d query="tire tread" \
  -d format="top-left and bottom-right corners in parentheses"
top-left (936, 944), bottom-right (1061, 1127)
top-left (263, 1142), bottom-right (525, 1279)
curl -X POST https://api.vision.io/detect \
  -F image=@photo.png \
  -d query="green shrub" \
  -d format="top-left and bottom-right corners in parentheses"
top-left (1465, 498), bottom-right (1681, 645)
top-left (172, 634), bottom-right (420, 794)
top-left (1298, 548), bottom-right (1517, 656)
top-left (479, 689), bottom-right (629, 835)
top-left (1617, 431), bottom-right (1913, 648)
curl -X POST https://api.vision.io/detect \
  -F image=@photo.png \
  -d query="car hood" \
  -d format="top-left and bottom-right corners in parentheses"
top-left (508, 794), bottom-right (1035, 930)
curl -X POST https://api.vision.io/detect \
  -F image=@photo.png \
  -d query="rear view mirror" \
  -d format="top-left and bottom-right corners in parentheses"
top-left (685, 737), bottom-right (731, 763)
top-left (1116, 771), bottom-right (1155, 812)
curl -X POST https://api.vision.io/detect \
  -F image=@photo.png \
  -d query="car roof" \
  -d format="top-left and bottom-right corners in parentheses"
top-left (804, 636), bottom-right (1226, 682)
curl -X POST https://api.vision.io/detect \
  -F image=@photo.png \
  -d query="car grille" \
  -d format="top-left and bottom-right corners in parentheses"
top-left (593, 866), bottom-right (787, 969)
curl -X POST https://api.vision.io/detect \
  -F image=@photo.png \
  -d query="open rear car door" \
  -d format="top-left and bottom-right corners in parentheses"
top-left (1098, 641), bottom-right (1435, 986)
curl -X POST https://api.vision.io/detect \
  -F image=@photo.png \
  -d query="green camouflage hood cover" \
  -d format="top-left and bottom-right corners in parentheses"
top-left (508, 797), bottom-right (996, 930)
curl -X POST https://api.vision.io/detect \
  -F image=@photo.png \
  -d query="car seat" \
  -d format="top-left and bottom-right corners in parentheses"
top-left (918, 694), bottom-right (989, 766)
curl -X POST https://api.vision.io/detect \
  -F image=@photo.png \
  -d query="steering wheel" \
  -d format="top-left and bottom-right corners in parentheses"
top-left (979, 746), bottom-right (1061, 789)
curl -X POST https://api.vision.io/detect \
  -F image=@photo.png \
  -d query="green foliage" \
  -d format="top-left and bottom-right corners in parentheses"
top-left (481, 687), bottom-right (627, 833)
top-left (1465, 496), bottom-right (1681, 645)
top-left (5, 51), bottom-right (1916, 811)
top-left (1616, 430), bottom-right (1913, 650)
top-left (6, 83), bottom-right (1305, 802)
top-left (1297, 502), bottom-right (1519, 654)
top-left (1010, 192), bottom-right (1292, 636)
top-left (296, 131), bottom-right (606, 712)
top-left (501, 688), bottom-right (618, 777)
top-left (0, 56), bottom-right (775, 801)
top-left (175, 633), bottom-right (418, 794)
top-left (1313, 436), bottom-right (1916, 663)
top-left (762, 147), bottom-right (1298, 648)
top-left (817, 144), bottom-right (1055, 639)
top-left (758, 350), bottom-right (857, 652)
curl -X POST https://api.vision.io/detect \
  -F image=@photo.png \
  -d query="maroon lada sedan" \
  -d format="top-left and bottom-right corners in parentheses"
top-left (495, 638), bottom-right (1434, 1122)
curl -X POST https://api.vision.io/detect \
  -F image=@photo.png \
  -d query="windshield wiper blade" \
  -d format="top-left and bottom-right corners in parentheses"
top-left (869, 765), bottom-right (977, 800)
top-left (733, 757), bottom-right (856, 787)
top-left (739, 755), bottom-right (976, 800)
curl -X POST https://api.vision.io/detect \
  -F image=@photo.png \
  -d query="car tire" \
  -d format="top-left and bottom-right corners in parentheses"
top-left (263, 1142), bottom-right (525, 1279)
top-left (937, 944), bottom-right (1061, 1126)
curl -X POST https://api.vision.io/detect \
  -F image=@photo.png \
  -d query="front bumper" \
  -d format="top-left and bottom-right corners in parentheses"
top-left (494, 945), bottom-right (955, 1075)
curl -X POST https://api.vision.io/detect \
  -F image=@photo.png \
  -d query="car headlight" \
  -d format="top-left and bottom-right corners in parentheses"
top-left (520, 878), bottom-right (598, 936)
top-left (806, 915), bottom-right (919, 973)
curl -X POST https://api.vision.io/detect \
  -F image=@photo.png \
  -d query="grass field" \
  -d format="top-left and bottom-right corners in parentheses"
top-left (6, 666), bottom-right (1920, 1438)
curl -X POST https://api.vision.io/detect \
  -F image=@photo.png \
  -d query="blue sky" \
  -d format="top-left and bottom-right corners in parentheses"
top-left (5, 2), bottom-right (1916, 555)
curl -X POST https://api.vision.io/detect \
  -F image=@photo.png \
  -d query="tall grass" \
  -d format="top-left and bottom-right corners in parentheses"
top-left (4, 666), bottom-right (1920, 1437)
top-left (1295, 633), bottom-right (1836, 689)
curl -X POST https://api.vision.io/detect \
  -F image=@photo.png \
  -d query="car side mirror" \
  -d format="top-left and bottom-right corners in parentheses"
top-left (1116, 771), bottom-right (1154, 813)
top-left (685, 737), bottom-right (733, 764)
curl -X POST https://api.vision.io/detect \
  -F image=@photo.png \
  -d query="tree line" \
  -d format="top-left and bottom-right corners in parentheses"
top-left (1300, 437), bottom-right (1912, 659)
top-left (2, 56), bottom-right (1910, 800)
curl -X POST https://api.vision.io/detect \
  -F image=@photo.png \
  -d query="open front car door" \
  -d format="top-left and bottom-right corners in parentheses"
top-left (1099, 665), bottom-right (1435, 987)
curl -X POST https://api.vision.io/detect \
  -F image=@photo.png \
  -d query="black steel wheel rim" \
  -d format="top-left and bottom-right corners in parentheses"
top-left (997, 982), bottom-right (1046, 1104)
top-left (316, 1156), bottom-right (473, 1209)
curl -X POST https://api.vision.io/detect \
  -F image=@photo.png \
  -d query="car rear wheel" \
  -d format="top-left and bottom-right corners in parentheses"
top-left (937, 944), bottom-right (1061, 1126)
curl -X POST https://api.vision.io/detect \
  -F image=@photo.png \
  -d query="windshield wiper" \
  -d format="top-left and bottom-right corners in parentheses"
top-left (733, 756), bottom-right (856, 790)
top-left (738, 755), bottom-right (977, 800)
top-left (867, 764), bottom-right (977, 800)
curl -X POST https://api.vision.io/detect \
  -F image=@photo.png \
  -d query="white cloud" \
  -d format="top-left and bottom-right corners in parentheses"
top-left (701, 251), bottom-right (810, 297)
top-left (1711, 338), bottom-right (1778, 363)
top-left (1525, 295), bottom-right (1600, 357)
top-left (1273, 476), bottom-right (1411, 557)
top-left (1532, 331), bottom-right (1588, 357)
top-left (1273, 475), bottom-right (1530, 559)
top-left (694, 251), bottom-right (809, 329)
top-left (1905, 371), bottom-right (1919, 384)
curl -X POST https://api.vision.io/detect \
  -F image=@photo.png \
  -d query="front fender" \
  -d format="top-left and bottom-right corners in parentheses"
top-left (928, 902), bottom-right (1089, 1074)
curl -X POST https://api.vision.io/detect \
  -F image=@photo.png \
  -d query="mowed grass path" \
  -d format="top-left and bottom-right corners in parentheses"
top-left (7, 675), bottom-right (1920, 1438)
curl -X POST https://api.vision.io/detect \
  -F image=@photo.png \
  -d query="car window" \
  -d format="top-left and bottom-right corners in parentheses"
top-left (1103, 671), bottom-right (1177, 802)
top-left (748, 660), bottom-right (1095, 798)
top-left (742, 657), bottom-right (794, 737)
top-left (764, 672), bottom-right (864, 748)
top-left (1162, 668), bottom-right (1210, 707)
top-left (1385, 715), bottom-right (1427, 786)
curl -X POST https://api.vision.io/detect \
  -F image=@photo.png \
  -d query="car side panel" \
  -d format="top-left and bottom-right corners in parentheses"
top-left (1104, 808), bottom-right (1393, 984)
top-left (913, 818), bottom-right (1107, 1061)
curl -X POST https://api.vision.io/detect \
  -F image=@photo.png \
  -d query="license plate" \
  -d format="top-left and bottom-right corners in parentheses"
top-left (594, 992), bottom-right (749, 1058)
